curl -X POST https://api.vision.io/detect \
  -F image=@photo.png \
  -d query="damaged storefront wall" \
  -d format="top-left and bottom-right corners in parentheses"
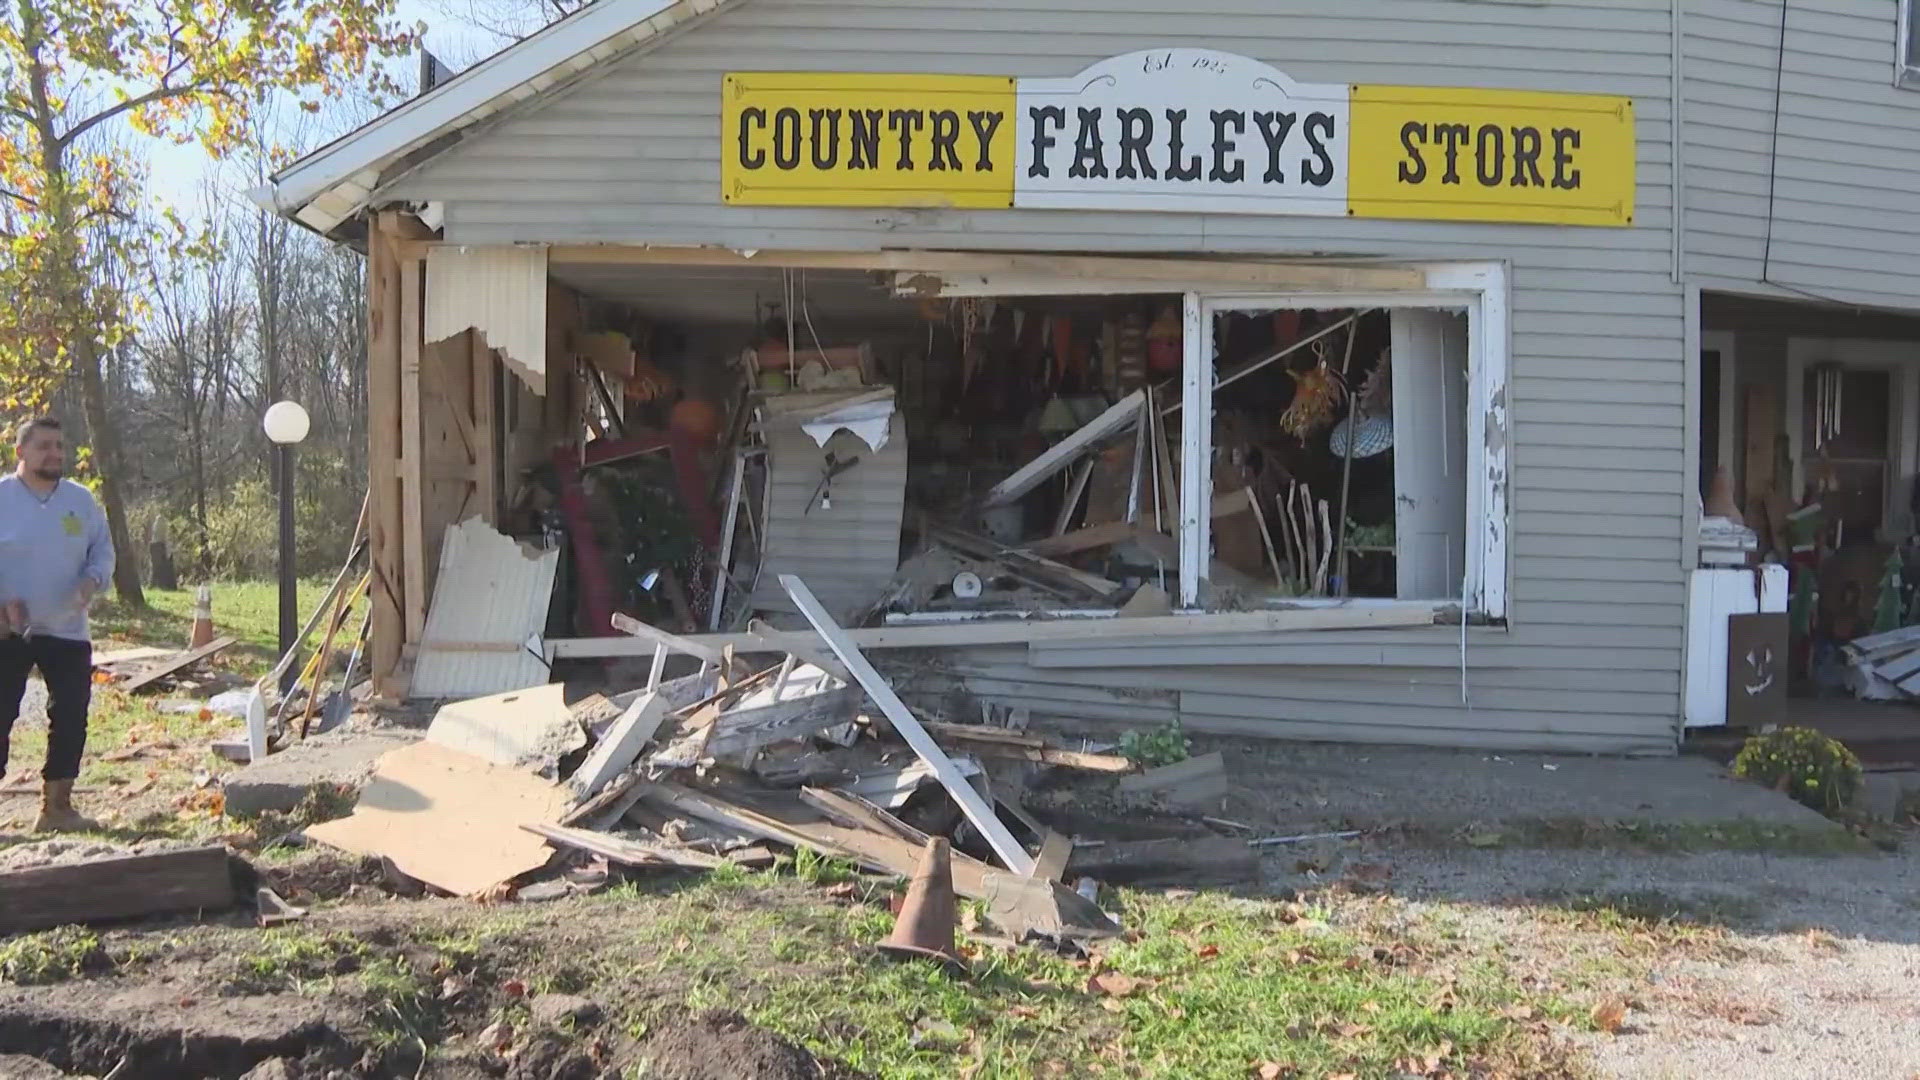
top-left (320, 25), bottom-right (1675, 756)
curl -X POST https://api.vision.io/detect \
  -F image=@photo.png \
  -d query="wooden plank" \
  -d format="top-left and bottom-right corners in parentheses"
top-left (368, 216), bottom-right (406, 691)
top-left (568, 690), bottom-right (672, 799)
top-left (119, 636), bottom-right (236, 693)
top-left (553, 603), bottom-right (1438, 658)
top-left (1022, 521), bottom-right (1139, 558)
top-left (1117, 751), bottom-right (1228, 807)
top-left (798, 787), bottom-right (931, 846)
top-left (925, 522), bottom-right (1122, 598)
top-left (400, 252), bottom-right (427, 645)
top-left (915, 720), bottom-right (1134, 773)
top-left (0, 846), bottom-right (236, 934)
top-left (743, 620), bottom-right (853, 681)
top-left (780, 574), bottom-right (1034, 874)
top-left (535, 245), bottom-right (1425, 291)
top-left (522, 823), bottom-right (728, 870)
top-left (704, 683), bottom-right (861, 759)
top-left (1030, 830), bottom-right (1072, 882)
top-left (643, 780), bottom-right (855, 857)
top-left (1069, 836), bottom-right (1257, 886)
top-left (985, 391), bottom-right (1145, 507)
top-left (611, 612), bottom-right (727, 664)
top-left (470, 331), bottom-right (497, 524)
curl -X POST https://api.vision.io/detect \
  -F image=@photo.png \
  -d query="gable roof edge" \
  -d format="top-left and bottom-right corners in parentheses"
top-left (255, 0), bottom-right (732, 236)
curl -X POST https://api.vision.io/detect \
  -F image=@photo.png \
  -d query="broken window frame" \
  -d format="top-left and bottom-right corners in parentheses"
top-left (1184, 262), bottom-right (1509, 618)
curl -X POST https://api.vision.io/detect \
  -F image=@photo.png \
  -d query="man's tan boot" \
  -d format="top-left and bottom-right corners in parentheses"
top-left (33, 779), bottom-right (100, 833)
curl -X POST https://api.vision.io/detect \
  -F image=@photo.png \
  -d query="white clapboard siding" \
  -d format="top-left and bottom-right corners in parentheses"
top-left (386, 0), bottom-right (1688, 753)
top-left (1684, 0), bottom-right (1920, 307)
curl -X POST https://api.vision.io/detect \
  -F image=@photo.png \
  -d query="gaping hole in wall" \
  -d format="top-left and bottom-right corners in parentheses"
top-left (480, 262), bottom-right (1476, 651)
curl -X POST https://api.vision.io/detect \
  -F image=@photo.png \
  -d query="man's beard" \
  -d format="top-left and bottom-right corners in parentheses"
top-left (30, 464), bottom-right (62, 482)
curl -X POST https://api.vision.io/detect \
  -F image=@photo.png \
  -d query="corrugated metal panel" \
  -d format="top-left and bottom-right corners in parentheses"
top-left (747, 396), bottom-right (908, 620)
top-left (426, 245), bottom-right (548, 389)
top-left (1684, 0), bottom-right (1920, 306)
top-left (410, 517), bottom-right (559, 699)
top-left (385, 0), bottom-right (1693, 752)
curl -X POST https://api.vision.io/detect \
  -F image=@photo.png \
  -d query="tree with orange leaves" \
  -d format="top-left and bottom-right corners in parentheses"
top-left (0, 0), bottom-right (414, 603)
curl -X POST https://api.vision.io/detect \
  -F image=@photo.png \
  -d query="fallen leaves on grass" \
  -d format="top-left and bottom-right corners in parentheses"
top-left (1591, 998), bottom-right (1629, 1034)
top-left (1088, 971), bottom-right (1144, 997)
top-left (1255, 1063), bottom-right (1294, 1079)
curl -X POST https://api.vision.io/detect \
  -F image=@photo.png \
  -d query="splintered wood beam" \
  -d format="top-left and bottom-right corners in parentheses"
top-left (611, 612), bottom-right (727, 664)
top-left (779, 574), bottom-right (1035, 875)
top-left (984, 390), bottom-right (1146, 507)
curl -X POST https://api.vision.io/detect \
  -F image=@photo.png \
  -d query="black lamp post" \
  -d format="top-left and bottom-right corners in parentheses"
top-left (262, 400), bottom-right (310, 690)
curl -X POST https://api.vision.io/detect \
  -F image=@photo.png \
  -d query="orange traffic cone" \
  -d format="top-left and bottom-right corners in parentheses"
top-left (878, 836), bottom-right (966, 975)
top-left (189, 585), bottom-right (214, 649)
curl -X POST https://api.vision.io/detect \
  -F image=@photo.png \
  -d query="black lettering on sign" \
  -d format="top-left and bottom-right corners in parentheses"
top-left (1474, 123), bottom-right (1503, 186)
top-left (1551, 127), bottom-right (1581, 189)
top-left (1300, 111), bottom-right (1335, 187)
top-left (1028, 105), bottom-right (1065, 179)
top-left (738, 106), bottom-right (767, 169)
top-left (1209, 109), bottom-right (1245, 183)
top-left (928, 110), bottom-right (962, 171)
top-left (1433, 123), bottom-right (1469, 185)
top-left (968, 110), bottom-right (1004, 171)
top-left (1396, 121), bottom-right (1426, 184)
top-left (1117, 108), bottom-right (1157, 180)
top-left (808, 109), bottom-right (841, 170)
top-left (1509, 125), bottom-right (1543, 187)
top-left (1071, 107), bottom-right (1109, 179)
top-left (1253, 111), bottom-right (1297, 184)
top-left (887, 109), bottom-right (924, 170)
top-left (1164, 109), bottom-right (1202, 181)
top-left (772, 107), bottom-right (801, 170)
top-left (849, 109), bottom-right (883, 170)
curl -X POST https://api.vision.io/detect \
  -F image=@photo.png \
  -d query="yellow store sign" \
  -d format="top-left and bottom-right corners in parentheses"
top-left (722, 50), bottom-right (1634, 227)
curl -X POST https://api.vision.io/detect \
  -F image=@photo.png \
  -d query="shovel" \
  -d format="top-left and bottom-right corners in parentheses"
top-left (315, 604), bottom-right (373, 736)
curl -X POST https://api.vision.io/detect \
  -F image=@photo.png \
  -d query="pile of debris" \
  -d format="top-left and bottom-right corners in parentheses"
top-left (302, 572), bottom-right (1273, 954)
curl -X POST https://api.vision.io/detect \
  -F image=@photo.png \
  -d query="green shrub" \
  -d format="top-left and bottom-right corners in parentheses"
top-left (0, 927), bottom-right (110, 985)
top-left (1731, 726), bottom-right (1862, 815)
top-left (1118, 724), bottom-right (1191, 769)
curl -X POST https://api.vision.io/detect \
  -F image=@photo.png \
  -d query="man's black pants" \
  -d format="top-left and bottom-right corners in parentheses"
top-left (0, 636), bottom-right (93, 782)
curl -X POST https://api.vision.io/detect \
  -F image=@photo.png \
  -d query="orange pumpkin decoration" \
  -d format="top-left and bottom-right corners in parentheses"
top-left (669, 398), bottom-right (722, 445)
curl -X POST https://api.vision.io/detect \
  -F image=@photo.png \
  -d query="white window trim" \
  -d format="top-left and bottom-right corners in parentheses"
top-left (1184, 261), bottom-right (1510, 619)
top-left (1898, 0), bottom-right (1920, 89)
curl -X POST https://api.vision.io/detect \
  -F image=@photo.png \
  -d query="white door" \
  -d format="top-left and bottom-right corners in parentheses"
top-left (1391, 309), bottom-right (1469, 600)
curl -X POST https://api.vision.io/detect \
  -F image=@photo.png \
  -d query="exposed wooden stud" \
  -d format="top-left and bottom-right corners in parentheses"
top-left (367, 214), bottom-right (405, 691)
top-left (1178, 293), bottom-right (1209, 607)
top-left (470, 332), bottom-right (497, 524)
top-left (399, 251), bottom-right (427, 645)
top-left (984, 390), bottom-right (1144, 507)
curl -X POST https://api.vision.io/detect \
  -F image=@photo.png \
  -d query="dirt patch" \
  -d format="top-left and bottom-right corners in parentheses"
top-left (258, 852), bottom-right (401, 905)
top-left (638, 1011), bottom-right (863, 1080)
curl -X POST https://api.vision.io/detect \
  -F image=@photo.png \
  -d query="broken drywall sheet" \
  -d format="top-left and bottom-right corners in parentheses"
top-left (305, 741), bottom-right (570, 897)
top-left (800, 398), bottom-right (895, 452)
top-left (425, 244), bottom-right (548, 393)
top-left (410, 518), bottom-right (559, 700)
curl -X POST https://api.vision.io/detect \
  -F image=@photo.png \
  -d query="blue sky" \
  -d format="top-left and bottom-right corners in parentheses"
top-left (145, 0), bottom-right (496, 218)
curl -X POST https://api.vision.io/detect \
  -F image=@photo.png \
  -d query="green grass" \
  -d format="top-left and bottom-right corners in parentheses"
top-left (580, 877), bottom-right (1578, 1079)
top-left (0, 927), bottom-right (110, 985)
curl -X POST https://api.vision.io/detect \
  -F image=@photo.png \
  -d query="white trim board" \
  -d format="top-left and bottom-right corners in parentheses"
top-left (1196, 261), bottom-right (1510, 619)
top-left (1784, 337), bottom-right (1920, 541)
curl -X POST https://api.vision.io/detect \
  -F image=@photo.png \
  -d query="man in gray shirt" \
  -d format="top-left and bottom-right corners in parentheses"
top-left (0, 417), bottom-right (115, 832)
